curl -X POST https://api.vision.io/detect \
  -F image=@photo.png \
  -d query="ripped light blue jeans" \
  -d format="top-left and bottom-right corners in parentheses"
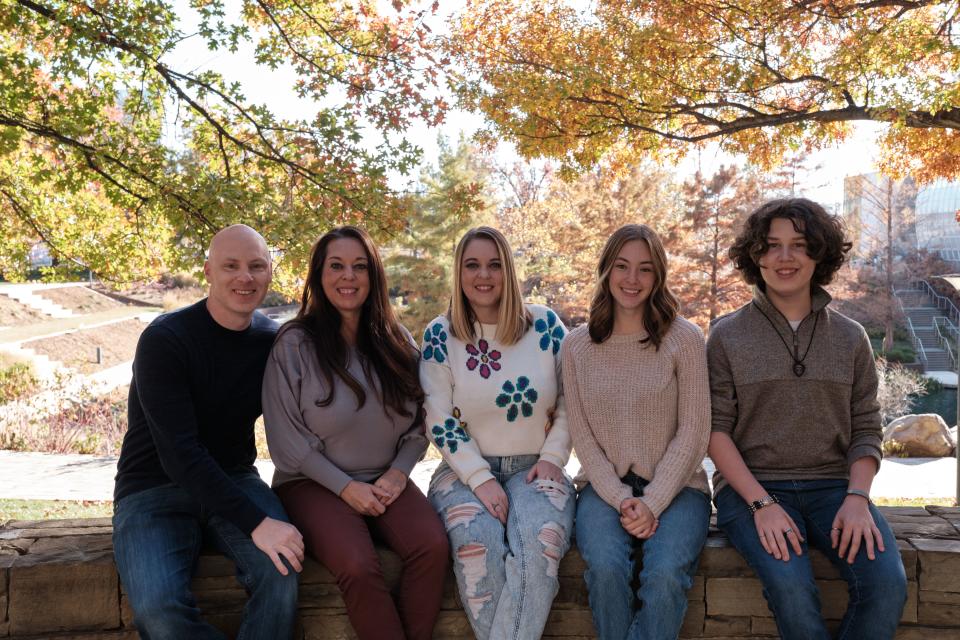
top-left (428, 455), bottom-right (575, 640)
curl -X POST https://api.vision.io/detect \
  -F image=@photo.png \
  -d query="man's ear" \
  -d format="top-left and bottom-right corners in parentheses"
top-left (203, 260), bottom-right (211, 282)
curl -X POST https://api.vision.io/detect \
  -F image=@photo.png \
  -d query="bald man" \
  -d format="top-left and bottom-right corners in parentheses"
top-left (113, 225), bottom-right (302, 639)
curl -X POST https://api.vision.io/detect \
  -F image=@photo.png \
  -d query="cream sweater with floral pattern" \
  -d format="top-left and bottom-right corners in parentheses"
top-left (420, 305), bottom-right (572, 490)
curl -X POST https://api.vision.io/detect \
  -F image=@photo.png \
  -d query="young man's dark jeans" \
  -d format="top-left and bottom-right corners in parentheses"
top-left (113, 471), bottom-right (299, 640)
top-left (716, 479), bottom-right (907, 640)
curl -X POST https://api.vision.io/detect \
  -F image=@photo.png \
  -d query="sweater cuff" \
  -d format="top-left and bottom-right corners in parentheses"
top-left (639, 493), bottom-right (668, 519)
top-left (391, 439), bottom-right (425, 478)
top-left (847, 445), bottom-right (882, 472)
top-left (301, 451), bottom-right (353, 497)
top-left (236, 508), bottom-right (269, 537)
top-left (466, 469), bottom-right (496, 492)
top-left (606, 484), bottom-right (634, 513)
top-left (538, 452), bottom-right (566, 470)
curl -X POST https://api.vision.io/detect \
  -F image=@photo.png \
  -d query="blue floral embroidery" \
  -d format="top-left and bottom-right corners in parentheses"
top-left (432, 407), bottom-right (470, 453)
top-left (495, 376), bottom-right (538, 422)
top-left (422, 322), bottom-right (449, 363)
top-left (534, 310), bottom-right (565, 354)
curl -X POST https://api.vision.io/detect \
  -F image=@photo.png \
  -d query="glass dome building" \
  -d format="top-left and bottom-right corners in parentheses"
top-left (915, 179), bottom-right (960, 265)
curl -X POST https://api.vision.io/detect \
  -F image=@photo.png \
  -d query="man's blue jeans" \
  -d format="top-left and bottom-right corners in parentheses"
top-left (575, 481), bottom-right (711, 640)
top-left (716, 480), bottom-right (907, 640)
top-left (113, 471), bottom-right (299, 640)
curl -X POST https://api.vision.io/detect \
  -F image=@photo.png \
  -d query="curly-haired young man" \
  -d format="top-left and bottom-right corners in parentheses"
top-left (707, 198), bottom-right (907, 640)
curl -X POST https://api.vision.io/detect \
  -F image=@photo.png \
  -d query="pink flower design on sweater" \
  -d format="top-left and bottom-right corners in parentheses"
top-left (465, 339), bottom-right (502, 379)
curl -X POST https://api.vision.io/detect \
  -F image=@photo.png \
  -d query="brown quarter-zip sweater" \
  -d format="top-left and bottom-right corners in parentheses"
top-left (706, 286), bottom-right (882, 496)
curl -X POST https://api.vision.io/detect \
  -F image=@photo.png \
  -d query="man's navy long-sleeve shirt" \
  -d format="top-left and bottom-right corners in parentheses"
top-left (114, 299), bottom-right (279, 534)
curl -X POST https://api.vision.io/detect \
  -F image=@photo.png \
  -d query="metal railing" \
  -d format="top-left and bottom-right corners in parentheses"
top-left (904, 316), bottom-right (928, 366)
top-left (909, 279), bottom-right (960, 327)
top-left (894, 289), bottom-right (928, 365)
top-left (934, 316), bottom-right (960, 372)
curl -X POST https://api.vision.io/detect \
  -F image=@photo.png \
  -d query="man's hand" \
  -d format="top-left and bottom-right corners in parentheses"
top-left (340, 481), bottom-right (390, 516)
top-left (754, 504), bottom-right (804, 562)
top-left (832, 494), bottom-right (884, 563)
top-left (251, 517), bottom-right (304, 576)
top-left (374, 469), bottom-right (408, 507)
top-left (619, 497), bottom-right (658, 539)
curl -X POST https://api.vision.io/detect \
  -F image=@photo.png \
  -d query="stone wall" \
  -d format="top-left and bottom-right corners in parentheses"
top-left (1, 506), bottom-right (959, 639)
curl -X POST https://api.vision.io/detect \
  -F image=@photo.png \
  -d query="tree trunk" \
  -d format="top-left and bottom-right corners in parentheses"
top-left (884, 178), bottom-right (895, 352)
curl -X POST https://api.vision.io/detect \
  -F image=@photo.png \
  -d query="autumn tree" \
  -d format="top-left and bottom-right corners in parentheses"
top-left (674, 166), bottom-right (761, 326)
top-left (842, 173), bottom-right (918, 349)
top-left (498, 162), bottom-right (683, 324)
top-left (1, 0), bottom-right (449, 292)
top-left (447, 1), bottom-right (960, 182)
top-left (384, 136), bottom-right (495, 330)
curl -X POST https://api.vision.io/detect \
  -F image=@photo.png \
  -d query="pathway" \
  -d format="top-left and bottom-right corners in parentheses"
top-left (0, 451), bottom-right (954, 503)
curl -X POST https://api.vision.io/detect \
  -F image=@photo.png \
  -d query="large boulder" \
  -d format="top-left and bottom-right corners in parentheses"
top-left (883, 414), bottom-right (955, 457)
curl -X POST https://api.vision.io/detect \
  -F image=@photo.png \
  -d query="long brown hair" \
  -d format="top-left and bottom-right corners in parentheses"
top-left (283, 226), bottom-right (422, 416)
top-left (588, 224), bottom-right (679, 349)
top-left (448, 226), bottom-right (531, 345)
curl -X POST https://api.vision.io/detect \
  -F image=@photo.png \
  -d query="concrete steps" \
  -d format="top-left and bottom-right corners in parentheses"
top-left (0, 286), bottom-right (73, 319)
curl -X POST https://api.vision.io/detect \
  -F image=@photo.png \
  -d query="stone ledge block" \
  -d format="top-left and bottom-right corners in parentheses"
top-left (698, 541), bottom-right (751, 576)
top-left (896, 625), bottom-right (960, 639)
top-left (903, 580), bottom-right (919, 624)
top-left (705, 577), bottom-right (768, 617)
top-left (750, 615), bottom-right (780, 636)
top-left (702, 614), bottom-right (750, 636)
top-left (918, 601), bottom-right (960, 626)
top-left (8, 557), bottom-right (118, 635)
top-left (921, 589), bottom-right (960, 604)
top-left (899, 539), bottom-right (918, 580)
top-left (911, 537), bottom-right (960, 592)
top-left (681, 599), bottom-right (705, 637)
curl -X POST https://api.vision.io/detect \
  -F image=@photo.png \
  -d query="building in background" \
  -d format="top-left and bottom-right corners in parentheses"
top-left (843, 172), bottom-right (917, 260)
top-left (915, 180), bottom-right (960, 267)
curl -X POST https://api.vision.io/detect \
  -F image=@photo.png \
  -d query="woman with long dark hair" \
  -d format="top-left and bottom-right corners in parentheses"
top-left (563, 224), bottom-right (712, 640)
top-left (262, 226), bottom-right (449, 640)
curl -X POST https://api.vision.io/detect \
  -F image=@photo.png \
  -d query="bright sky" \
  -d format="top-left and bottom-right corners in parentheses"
top-left (162, 1), bottom-right (884, 212)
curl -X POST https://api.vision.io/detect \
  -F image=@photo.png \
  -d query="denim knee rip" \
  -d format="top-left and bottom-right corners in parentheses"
top-left (537, 521), bottom-right (566, 578)
top-left (456, 543), bottom-right (493, 619)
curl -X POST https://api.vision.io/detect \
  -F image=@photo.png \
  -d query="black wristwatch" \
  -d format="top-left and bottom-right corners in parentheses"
top-left (748, 494), bottom-right (780, 514)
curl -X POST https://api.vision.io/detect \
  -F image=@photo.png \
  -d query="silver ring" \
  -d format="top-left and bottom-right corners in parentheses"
top-left (494, 504), bottom-right (502, 511)
top-left (784, 528), bottom-right (794, 534)
top-left (832, 527), bottom-right (842, 532)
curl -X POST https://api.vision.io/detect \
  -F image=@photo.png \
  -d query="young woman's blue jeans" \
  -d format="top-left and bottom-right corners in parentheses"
top-left (428, 455), bottom-right (575, 640)
top-left (716, 480), bottom-right (907, 640)
top-left (112, 471), bottom-right (299, 640)
top-left (575, 481), bottom-right (711, 640)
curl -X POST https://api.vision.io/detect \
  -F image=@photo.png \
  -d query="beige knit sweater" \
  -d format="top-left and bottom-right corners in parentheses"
top-left (562, 317), bottom-right (711, 517)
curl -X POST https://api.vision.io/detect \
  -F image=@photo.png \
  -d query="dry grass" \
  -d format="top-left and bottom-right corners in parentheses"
top-left (26, 319), bottom-right (146, 374)
top-left (162, 287), bottom-right (205, 312)
top-left (0, 383), bottom-right (128, 455)
top-left (38, 286), bottom-right (124, 314)
top-left (0, 499), bottom-right (113, 521)
top-left (874, 496), bottom-right (956, 507)
top-left (0, 294), bottom-right (46, 326)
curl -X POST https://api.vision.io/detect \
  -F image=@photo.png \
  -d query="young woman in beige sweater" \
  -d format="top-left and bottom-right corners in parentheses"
top-left (563, 224), bottom-right (711, 640)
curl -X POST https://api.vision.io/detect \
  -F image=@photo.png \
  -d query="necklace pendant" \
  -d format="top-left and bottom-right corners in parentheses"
top-left (793, 362), bottom-right (806, 377)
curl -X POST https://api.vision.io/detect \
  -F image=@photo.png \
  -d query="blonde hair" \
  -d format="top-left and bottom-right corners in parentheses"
top-left (588, 224), bottom-right (679, 349)
top-left (449, 227), bottom-right (531, 345)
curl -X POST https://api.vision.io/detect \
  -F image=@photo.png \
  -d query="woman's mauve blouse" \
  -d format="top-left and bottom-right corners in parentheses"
top-left (262, 326), bottom-right (426, 495)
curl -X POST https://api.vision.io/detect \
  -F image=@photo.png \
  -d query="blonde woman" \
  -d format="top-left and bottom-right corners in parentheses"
top-left (421, 226), bottom-right (574, 640)
top-left (563, 224), bottom-right (711, 640)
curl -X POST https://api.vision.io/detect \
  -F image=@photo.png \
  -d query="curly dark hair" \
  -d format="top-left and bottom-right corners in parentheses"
top-left (729, 198), bottom-right (852, 288)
